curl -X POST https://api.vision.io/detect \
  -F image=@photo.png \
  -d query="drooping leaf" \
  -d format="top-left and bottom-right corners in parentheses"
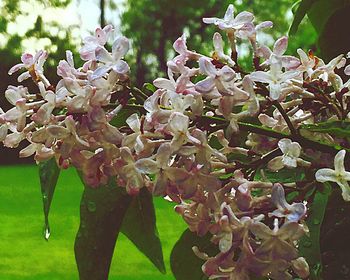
top-left (299, 184), bottom-right (331, 279)
top-left (317, 3), bottom-right (350, 61)
top-left (121, 187), bottom-right (166, 273)
top-left (301, 121), bottom-right (350, 138)
top-left (171, 229), bottom-right (218, 280)
top-left (38, 157), bottom-right (60, 240)
top-left (74, 176), bottom-right (132, 280)
top-left (289, 0), bottom-right (318, 35)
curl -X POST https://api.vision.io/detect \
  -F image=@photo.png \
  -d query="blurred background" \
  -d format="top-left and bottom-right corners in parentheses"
top-left (0, 0), bottom-right (318, 164)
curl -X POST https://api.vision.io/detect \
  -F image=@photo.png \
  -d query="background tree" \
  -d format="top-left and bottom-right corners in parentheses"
top-left (0, 0), bottom-right (78, 163)
top-left (121, 0), bottom-right (317, 87)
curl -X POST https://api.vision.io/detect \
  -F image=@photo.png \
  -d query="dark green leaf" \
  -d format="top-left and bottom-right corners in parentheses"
top-left (74, 176), bottom-right (132, 280)
top-left (289, 0), bottom-right (318, 35)
top-left (38, 158), bottom-right (60, 240)
top-left (301, 121), bottom-right (350, 138)
top-left (254, 168), bottom-right (305, 184)
top-left (171, 229), bottom-right (218, 280)
top-left (316, 3), bottom-right (350, 60)
top-left (299, 184), bottom-right (331, 279)
top-left (121, 187), bottom-right (166, 273)
top-left (110, 108), bottom-right (134, 128)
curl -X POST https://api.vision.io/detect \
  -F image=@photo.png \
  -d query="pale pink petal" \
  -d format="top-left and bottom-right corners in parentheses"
top-left (112, 60), bottom-right (130, 74)
top-left (195, 77), bottom-right (215, 93)
top-left (112, 36), bottom-right (130, 60)
top-left (256, 21), bottom-right (273, 31)
top-left (21, 53), bottom-right (34, 65)
top-left (173, 35), bottom-right (187, 54)
top-left (95, 46), bottom-right (112, 63)
top-left (213, 32), bottom-right (223, 53)
top-left (272, 184), bottom-right (289, 210)
top-left (8, 63), bottom-right (24, 75)
top-left (202, 17), bottom-right (219, 24)
top-left (91, 65), bottom-right (111, 79)
top-left (198, 57), bottom-right (217, 77)
top-left (273, 36), bottom-right (288, 56)
top-left (233, 11), bottom-right (254, 26)
top-left (95, 27), bottom-right (107, 45)
top-left (224, 4), bottom-right (235, 22)
top-left (250, 71), bottom-right (271, 83)
top-left (17, 71), bottom-right (31, 82)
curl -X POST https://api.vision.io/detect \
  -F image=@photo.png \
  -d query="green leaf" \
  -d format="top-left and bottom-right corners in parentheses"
top-left (289, 0), bottom-right (318, 35)
top-left (299, 184), bottom-right (331, 280)
top-left (301, 121), bottom-right (350, 138)
top-left (74, 177), bottom-right (132, 280)
top-left (143, 82), bottom-right (157, 93)
top-left (171, 229), bottom-right (218, 280)
top-left (121, 187), bottom-right (166, 273)
top-left (109, 108), bottom-right (134, 128)
top-left (38, 158), bottom-right (60, 240)
top-left (254, 168), bottom-right (305, 184)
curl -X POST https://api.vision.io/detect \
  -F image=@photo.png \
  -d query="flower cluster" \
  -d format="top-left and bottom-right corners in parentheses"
top-left (4, 4), bottom-right (350, 280)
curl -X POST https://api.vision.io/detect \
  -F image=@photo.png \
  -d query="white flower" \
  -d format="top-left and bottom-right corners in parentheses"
top-left (268, 138), bottom-right (302, 171)
top-left (203, 4), bottom-right (254, 33)
top-left (316, 150), bottom-right (350, 201)
top-left (270, 184), bottom-right (306, 222)
top-left (92, 36), bottom-right (130, 79)
top-left (250, 55), bottom-right (299, 100)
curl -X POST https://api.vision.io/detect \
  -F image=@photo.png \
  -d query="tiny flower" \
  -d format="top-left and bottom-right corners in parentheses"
top-left (92, 36), bottom-right (130, 79)
top-left (316, 150), bottom-right (350, 201)
top-left (268, 138), bottom-right (302, 171)
top-left (203, 4), bottom-right (254, 33)
top-left (212, 32), bottom-right (235, 66)
top-left (8, 50), bottom-right (48, 84)
top-left (270, 183), bottom-right (306, 222)
top-left (258, 36), bottom-right (300, 70)
top-left (79, 25), bottom-right (114, 61)
top-left (250, 55), bottom-right (299, 100)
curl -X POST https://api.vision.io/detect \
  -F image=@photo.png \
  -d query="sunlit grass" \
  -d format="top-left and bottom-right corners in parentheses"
top-left (0, 165), bottom-right (186, 279)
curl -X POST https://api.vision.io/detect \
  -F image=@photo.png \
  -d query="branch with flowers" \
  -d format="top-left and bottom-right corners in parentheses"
top-left (3, 4), bottom-right (350, 280)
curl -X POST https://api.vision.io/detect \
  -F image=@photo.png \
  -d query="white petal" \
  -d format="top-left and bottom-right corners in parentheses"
top-left (315, 168), bottom-right (337, 183)
top-left (250, 71), bottom-right (271, 83)
top-left (198, 57), bottom-right (217, 77)
top-left (273, 36), bottom-right (288, 56)
top-left (334, 150), bottom-right (346, 174)
top-left (126, 113), bottom-right (140, 132)
top-left (153, 78), bottom-right (176, 91)
top-left (112, 36), bottom-right (130, 60)
top-left (95, 46), bottom-right (113, 63)
top-left (135, 158), bottom-right (159, 174)
top-left (112, 60), bottom-right (130, 74)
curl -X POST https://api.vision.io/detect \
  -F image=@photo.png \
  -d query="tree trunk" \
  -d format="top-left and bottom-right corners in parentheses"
top-left (100, 0), bottom-right (105, 27)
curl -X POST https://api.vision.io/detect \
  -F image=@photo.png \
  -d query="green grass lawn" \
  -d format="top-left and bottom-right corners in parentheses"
top-left (0, 165), bottom-right (187, 279)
